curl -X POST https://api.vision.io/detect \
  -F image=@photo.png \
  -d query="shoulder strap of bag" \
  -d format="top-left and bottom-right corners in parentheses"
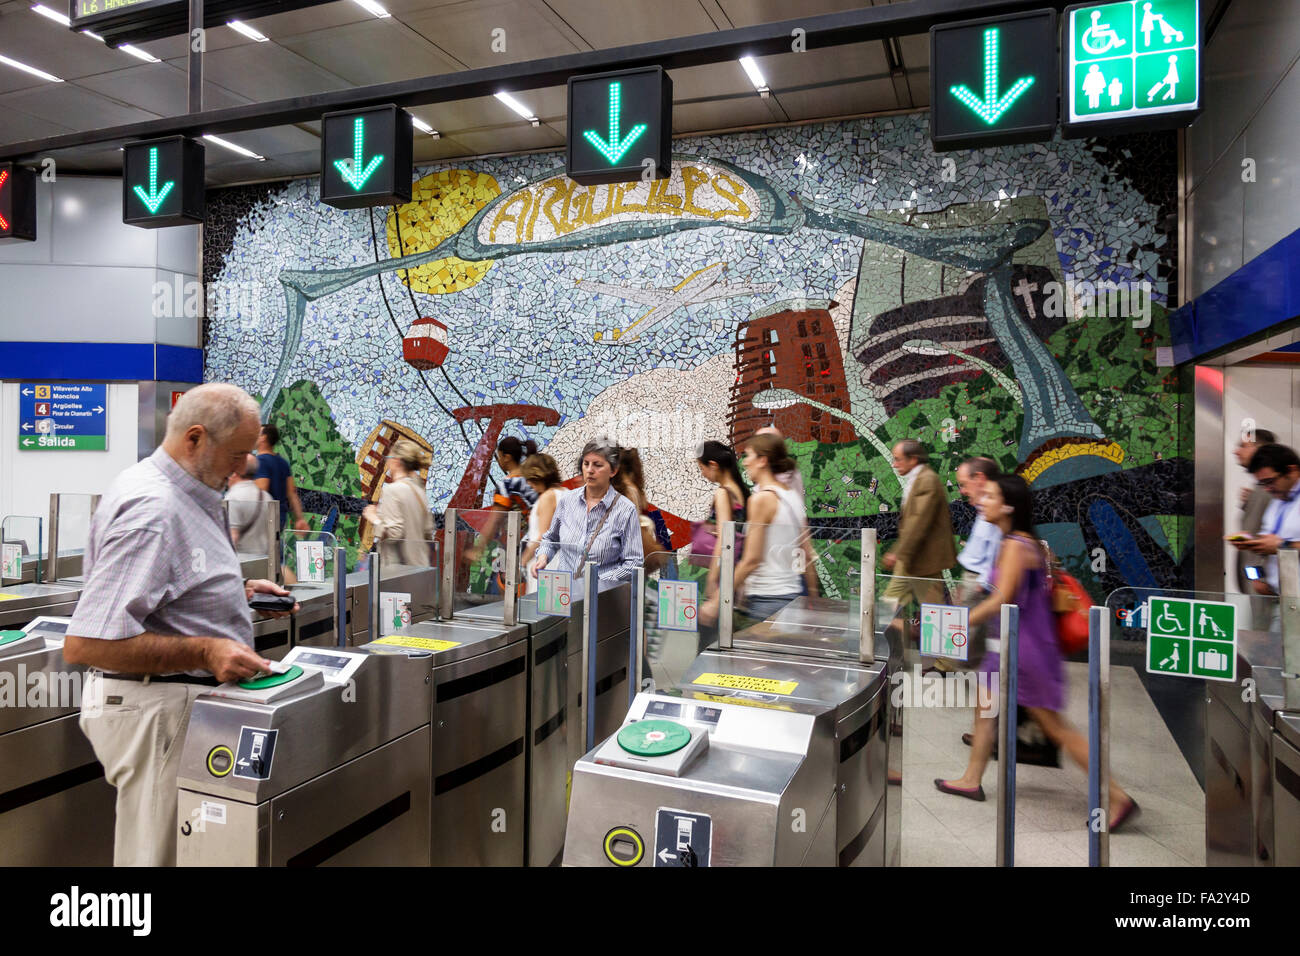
top-left (574, 499), bottom-right (615, 577)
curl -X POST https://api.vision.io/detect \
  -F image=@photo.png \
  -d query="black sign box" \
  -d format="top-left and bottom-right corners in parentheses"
top-left (122, 135), bottom-right (205, 228)
top-left (567, 66), bottom-right (672, 186)
top-left (0, 164), bottom-right (37, 243)
top-left (929, 9), bottom-right (1058, 152)
top-left (319, 104), bottom-right (412, 210)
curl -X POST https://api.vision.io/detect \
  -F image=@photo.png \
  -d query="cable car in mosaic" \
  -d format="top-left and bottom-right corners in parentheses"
top-left (402, 316), bottom-right (451, 369)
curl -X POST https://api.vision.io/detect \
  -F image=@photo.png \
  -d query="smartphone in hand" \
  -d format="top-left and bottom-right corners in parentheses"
top-left (248, 594), bottom-right (296, 612)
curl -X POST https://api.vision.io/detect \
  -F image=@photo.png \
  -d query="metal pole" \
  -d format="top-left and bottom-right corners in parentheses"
top-left (440, 509), bottom-right (456, 620)
top-left (996, 603), bottom-right (1018, 867)
top-left (630, 568), bottom-right (645, 706)
top-left (36, 516), bottom-right (44, 584)
top-left (47, 494), bottom-right (59, 583)
top-left (503, 511), bottom-right (520, 627)
top-left (334, 545), bottom-right (347, 648)
top-left (583, 569), bottom-right (599, 753)
top-left (188, 0), bottom-right (203, 113)
top-left (1280, 550), bottom-right (1300, 708)
top-left (860, 528), bottom-right (877, 663)
top-left (264, 499), bottom-right (279, 585)
top-left (719, 520), bottom-right (736, 650)
top-left (368, 547), bottom-right (381, 642)
top-left (1088, 606), bottom-right (1112, 866)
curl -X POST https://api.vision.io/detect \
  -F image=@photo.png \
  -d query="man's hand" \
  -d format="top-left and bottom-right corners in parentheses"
top-left (1245, 534), bottom-right (1284, 555)
top-left (203, 639), bottom-right (270, 683)
top-left (1254, 579), bottom-right (1277, 596)
top-left (293, 517), bottom-right (310, 533)
top-left (882, 552), bottom-right (897, 571)
top-left (245, 578), bottom-right (299, 618)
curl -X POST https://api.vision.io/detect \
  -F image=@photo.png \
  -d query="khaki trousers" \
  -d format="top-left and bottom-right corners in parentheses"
top-left (79, 672), bottom-right (206, 867)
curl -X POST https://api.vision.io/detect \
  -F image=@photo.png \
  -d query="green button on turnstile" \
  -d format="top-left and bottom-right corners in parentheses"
top-left (237, 664), bottom-right (303, 690)
top-left (617, 719), bottom-right (691, 757)
top-left (0, 631), bottom-right (26, 646)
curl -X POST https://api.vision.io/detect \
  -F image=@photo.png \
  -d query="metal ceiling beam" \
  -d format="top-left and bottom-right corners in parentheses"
top-left (0, 0), bottom-right (1071, 162)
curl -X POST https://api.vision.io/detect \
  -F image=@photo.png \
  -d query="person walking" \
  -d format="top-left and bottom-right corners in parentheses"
top-left (1234, 428), bottom-right (1276, 629)
top-left (934, 475), bottom-right (1137, 830)
top-left (226, 453), bottom-right (275, 558)
top-left (63, 383), bottom-right (296, 866)
top-left (881, 439), bottom-right (956, 623)
top-left (520, 452), bottom-right (564, 592)
top-left (255, 423), bottom-right (310, 533)
top-left (1233, 443), bottom-right (1300, 633)
top-left (362, 438), bottom-right (435, 567)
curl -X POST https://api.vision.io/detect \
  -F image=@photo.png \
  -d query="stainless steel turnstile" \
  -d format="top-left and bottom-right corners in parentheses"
top-left (459, 596), bottom-right (570, 868)
top-left (0, 583), bottom-right (82, 630)
top-left (375, 618), bottom-right (530, 866)
top-left (564, 644), bottom-right (890, 867)
top-left (0, 617), bottom-right (114, 865)
top-left (176, 644), bottom-right (432, 866)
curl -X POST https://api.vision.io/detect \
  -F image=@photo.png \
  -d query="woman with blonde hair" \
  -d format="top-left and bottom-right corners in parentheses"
top-left (363, 438), bottom-right (435, 566)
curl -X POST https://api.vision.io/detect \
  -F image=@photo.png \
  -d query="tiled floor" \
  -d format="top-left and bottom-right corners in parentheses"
top-left (648, 634), bottom-right (1206, 867)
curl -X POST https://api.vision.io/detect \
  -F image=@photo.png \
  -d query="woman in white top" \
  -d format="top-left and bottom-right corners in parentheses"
top-left (702, 433), bottom-right (818, 623)
top-left (362, 438), bottom-right (435, 566)
top-left (519, 452), bottom-right (564, 593)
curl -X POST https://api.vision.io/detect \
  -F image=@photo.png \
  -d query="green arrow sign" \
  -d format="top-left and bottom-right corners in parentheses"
top-left (132, 147), bottom-right (174, 214)
top-left (333, 116), bottom-right (385, 191)
top-left (582, 82), bottom-right (648, 165)
top-left (948, 27), bottom-right (1035, 125)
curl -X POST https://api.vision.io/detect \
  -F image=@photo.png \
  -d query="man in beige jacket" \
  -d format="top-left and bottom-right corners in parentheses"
top-left (882, 439), bottom-right (957, 609)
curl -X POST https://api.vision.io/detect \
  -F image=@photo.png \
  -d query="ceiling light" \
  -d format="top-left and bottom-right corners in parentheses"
top-left (31, 4), bottom-right (69, 25)
top-left (203, 134), bottom-right (266, 161)
top-left (739, 56), bottom-right (769, 95)
top-left (119, 44), bottom-right (160, 62)
top-left (351, 0), bottom-right (390, 17)
top-left (81, 29), bottom-right (105, 41)
top-left (495, 91), bottom-right (539, 126)
top-left (227, 20), bottom-right (268, 41)
top-left (411, 117), bottom-right (440, 138)
top-left (0, 53), bottom-right (63, 83)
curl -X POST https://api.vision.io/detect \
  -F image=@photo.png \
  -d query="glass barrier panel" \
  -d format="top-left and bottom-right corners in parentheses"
top-left (0, 515), bottom-right (42, 584)
top-left (224, 497), bottom-right (278, 583)
top-left (638, 550), bottom-right (693, 691)
top-left (51, 493), bottom-right (96, 581)
top-left (280, 529), bottom-right (339, 648)
top-left (448, 507), bottom-right (524, 616)
top-left (1102, 584), bottom-right (1270, 867)
top-left (372, 537), bottom-right (440, 633)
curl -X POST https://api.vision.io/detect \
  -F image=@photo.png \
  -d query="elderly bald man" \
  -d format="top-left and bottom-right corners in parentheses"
top-left (64, 382), bottom-right (297, 866)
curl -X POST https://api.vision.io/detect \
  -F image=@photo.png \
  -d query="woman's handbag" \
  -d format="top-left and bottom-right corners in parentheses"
top-left (1043, 542), bottom-right (1091, 655)
top-left (688, 521), bottom-right (744, 568)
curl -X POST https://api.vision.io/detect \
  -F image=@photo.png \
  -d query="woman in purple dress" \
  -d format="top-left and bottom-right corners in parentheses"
top-left (935, 475), bottom-right (1138, 831)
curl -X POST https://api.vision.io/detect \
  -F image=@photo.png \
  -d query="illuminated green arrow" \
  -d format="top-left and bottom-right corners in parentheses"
top-left (949, 27), bottom-right (1035, 125)
top-left (333, 116), bottom-right (384, 191)
top-left (582, 82), bottom-right (647, 165)
top-left (132, 147), bottom-right (174, 213)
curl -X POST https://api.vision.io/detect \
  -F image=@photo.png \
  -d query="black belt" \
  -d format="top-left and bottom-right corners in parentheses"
top-left (101, 673), bottom-right (221, 686)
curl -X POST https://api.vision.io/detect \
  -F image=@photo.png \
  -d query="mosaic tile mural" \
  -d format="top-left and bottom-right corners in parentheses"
top-left (203, 114), bottom-right (1190, 603)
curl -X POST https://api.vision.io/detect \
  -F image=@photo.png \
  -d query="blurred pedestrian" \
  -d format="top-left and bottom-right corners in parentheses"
top-left (255, 423), bottom-right (310, 533)
top-left (882, 439), bottom-right (956, 628)
top-left (1233, 428), bottom-right (1275, 629)
top-left (363, 438), bottom-right (435, 567)
top-left (226, 453), bottom-right (274, 558)
top-left (1234, 443), bottom-right (1300, 632)
top-left (520, 452), bottom-right (564, 592)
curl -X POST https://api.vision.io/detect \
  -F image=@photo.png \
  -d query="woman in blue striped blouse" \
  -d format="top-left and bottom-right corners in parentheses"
top-left (532, 439), bottom-right (644, 587)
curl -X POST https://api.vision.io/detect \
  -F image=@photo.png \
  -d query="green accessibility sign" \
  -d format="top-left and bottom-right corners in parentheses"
top-left (1066, 0), bottom-right (1199, 127)
top-left (1146, 595), bottom-right (1235, 682)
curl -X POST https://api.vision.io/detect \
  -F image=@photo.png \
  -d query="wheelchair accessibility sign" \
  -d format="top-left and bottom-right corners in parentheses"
top-left (1146, 596), bottom-right (1235, 682)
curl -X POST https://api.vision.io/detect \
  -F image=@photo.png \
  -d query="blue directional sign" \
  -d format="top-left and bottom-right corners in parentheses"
top-left (18, 383), bottom-right (107, 451)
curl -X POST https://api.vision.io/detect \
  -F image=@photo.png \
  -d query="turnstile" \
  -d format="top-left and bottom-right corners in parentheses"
top-left (565, 647), bottom-right (890, 866)
top-left (0, 583), bottom-right (82, 630)
top-left (176, 644), bottom-right (432, 866)
top-left (374, 618), bottom-right (530, 865)
top-left (0, 617), bottom-right (114, 865)
top-left (459, 596), bottom-right (570, 868)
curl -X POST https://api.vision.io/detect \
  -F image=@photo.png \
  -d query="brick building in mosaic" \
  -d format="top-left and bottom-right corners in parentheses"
top-left (728, 299), bottom-right (857, 446)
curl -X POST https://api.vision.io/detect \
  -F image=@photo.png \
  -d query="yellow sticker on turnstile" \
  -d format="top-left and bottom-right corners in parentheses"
top-left (372, 635), bottom-right (461, 652)
top-left (690, 691), bottom-right (794, 713)
top-left (0, 593), bottom-right (19, 601)
top-left (692, 672), bottom-right (798, 695)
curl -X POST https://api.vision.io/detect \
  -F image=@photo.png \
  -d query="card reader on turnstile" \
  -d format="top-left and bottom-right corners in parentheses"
top-left (593, 715), bottom-right (709, 777)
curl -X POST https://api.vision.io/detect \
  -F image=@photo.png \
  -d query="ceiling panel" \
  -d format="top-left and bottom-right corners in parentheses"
top-left (0, 10), bottom-right (145, 84)
top-left (670, 61), bottom-right (757, 100)
top-left (0, 102), bottom-right (75, 140)
top-left (412, 134), bottom-right (484, 163)
top-left (402, 0), bottom-right (581, 69)
top-left (546, 0), bottom-right (719, 47)
top-left (75, 64), bottom-right (252, 116)
top-left (0, 83), bottom-right (158, 130)
top-left (907, 68), bottom-right (929, 107)
top-left (897, 33), bottom-right (927, 70)
top-left (168, 41), bottom-right (351, 99)
top-left (240, 0), bottom-right (376, 36)
top-left (764, 40), bottom-right (890, 86)
top-left (672, 94), bottom-right (776, 132)
top-left (205, 124), bottom-right (320, 163)
top-left (420, 88), bottom-right (564, 130)
top-left (278, 19), bottom-right (462, 85)
top-left (450, 122), bottom-right (564, 155)
top-left (776, 76), bottom-right (899, 122)
top-left (714, 0), bottom-right (878, 28)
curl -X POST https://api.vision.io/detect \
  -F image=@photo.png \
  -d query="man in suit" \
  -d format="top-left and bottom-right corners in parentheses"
top-left (1235, 428), bottom-right (1275, 630)
top-left (882, 439), bottom-right (957, 624)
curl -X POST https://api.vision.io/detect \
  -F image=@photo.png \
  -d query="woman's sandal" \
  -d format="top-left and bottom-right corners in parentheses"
top-left (1109, 797), bottom-right (1141, 833)
top-left (934, 778), bottom-right (986, 801)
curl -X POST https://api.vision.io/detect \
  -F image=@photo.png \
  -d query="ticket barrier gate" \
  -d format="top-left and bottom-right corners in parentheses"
top-left (0, 497), bottom-right (99, 630)
top-left (565, 527), bottom-right (895, 867)
top-left (0, 616), bottom-right (114, 865)
top-left (176, 643), bottom-right (432, 866)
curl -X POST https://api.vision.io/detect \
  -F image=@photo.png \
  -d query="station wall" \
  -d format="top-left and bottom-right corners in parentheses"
top-left (202, 113), bottom-right (1189, 604)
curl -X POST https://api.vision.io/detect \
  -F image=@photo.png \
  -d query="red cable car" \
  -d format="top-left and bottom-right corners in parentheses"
top-left (403, 316), bottom-right (450, 369)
